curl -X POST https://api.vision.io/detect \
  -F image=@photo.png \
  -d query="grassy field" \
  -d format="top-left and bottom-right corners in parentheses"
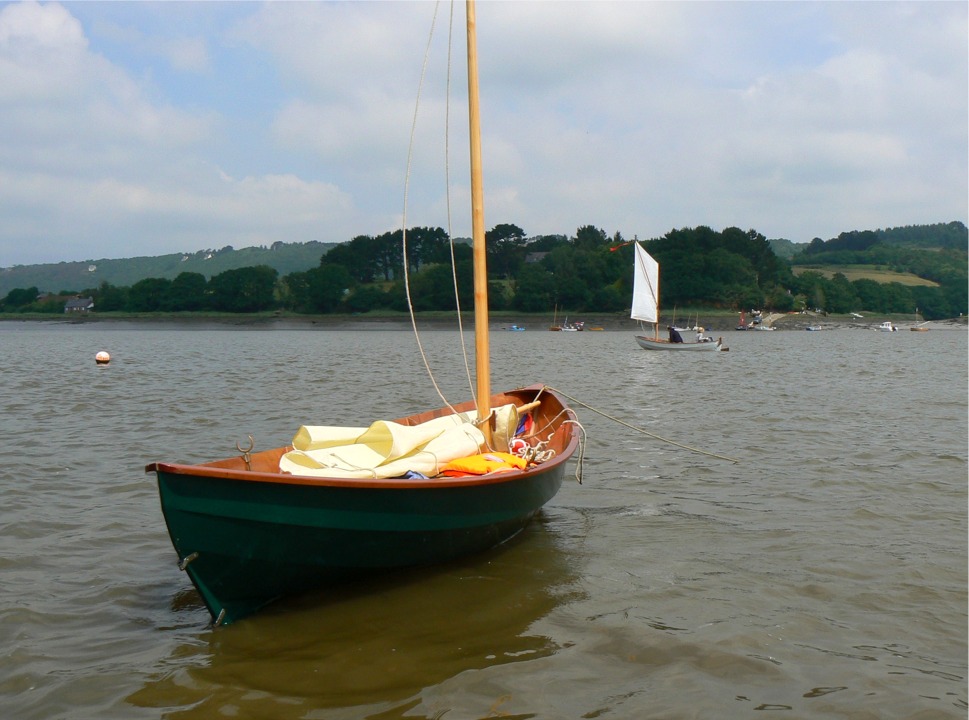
top-left (792, 265), bottom-right (939, 287)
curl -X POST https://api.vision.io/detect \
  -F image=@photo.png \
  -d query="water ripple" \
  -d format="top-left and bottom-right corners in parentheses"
top-left (0, 323), bottom-right (965, 719)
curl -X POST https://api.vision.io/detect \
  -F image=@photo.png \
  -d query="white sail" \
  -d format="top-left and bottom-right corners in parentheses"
top-left (631, 243), bottom-right (659, 324)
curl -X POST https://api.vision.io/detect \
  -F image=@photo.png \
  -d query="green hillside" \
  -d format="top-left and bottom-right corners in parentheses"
top-left (768, 237), bottom-right (806, 260)
top-left (0, 241), bottom-right (335, 296)
top-left (2, 222), bottom-right (964, 320)
top-left (792, 265), bottom-right (940, 287)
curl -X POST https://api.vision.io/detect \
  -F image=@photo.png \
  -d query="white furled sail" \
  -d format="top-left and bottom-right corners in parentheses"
top-left (631, 243), bottom-right (659, 324)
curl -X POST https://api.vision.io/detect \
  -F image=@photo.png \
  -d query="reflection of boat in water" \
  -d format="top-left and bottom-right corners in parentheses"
top-left (130, 520), bottom-right (579, 716)
top-left (631, 243), bottom-right (722, 352)
top-left (146, 0), bottom-right (579, 627)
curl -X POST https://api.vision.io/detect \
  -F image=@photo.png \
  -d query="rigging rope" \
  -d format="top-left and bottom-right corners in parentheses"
top-left (546, 386), bottom-right (740, 464)
top-left (443, 1), bottom-right (477, 404)
top-left (398, 8), bottom-right (731, 476)
top-left (401, 0), bottom-right (475, 413)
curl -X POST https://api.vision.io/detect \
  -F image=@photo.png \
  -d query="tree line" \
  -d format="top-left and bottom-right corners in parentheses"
top-left (2, 223), bottom-right (965, 320)
top-left (792, 224), bottom-right (967, 318)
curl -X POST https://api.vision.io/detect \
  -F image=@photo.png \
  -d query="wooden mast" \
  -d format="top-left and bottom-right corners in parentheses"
top-left (466, 0), bottom-right (491, 431)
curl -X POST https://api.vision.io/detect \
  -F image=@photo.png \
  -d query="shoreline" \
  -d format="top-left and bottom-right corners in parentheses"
top-left (1, 311), bottom-right (965, 331)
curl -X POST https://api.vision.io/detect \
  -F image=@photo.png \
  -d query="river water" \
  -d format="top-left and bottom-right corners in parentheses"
top-left (1, 320), bottom-right (965, 719)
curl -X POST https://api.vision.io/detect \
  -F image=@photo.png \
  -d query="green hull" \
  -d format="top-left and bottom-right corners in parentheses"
top-left (157, 466), bottom-right (564, 624)
top-left (149, 386), bottom-right (579, 625)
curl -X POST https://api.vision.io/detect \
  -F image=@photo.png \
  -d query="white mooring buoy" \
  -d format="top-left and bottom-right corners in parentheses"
top-left (95, 351), bottom-right (111, 365)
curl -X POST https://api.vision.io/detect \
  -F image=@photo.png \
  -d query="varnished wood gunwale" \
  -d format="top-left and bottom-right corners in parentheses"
top-left (146, 384), bottom-right (578, 490)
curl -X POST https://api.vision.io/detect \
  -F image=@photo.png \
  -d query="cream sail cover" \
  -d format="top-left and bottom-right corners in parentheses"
top-left (279, 405), bottom-right (520, 479)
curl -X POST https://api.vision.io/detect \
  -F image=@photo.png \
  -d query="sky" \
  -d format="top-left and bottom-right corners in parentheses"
top-left (0, 1), bottom-right (966, 267)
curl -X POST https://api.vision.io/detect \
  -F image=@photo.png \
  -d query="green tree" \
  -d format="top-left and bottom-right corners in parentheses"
top-left (373, 230), bottom-right (404, 281)
top-left (793, 270), bottom-right (827, 311)
top-left (128, 277), bottom-right (172, 312)
top-left (656, 249), bottom-right (706, 305)
top-left (95, 281), bottom-right (129, 312)
top-left (824, 273), bottom-right (859, 314)
top-left (344, 284), bottom-right (389, 313)
top-left (590, 284), bottom-right (626, 312)
top-left (305, 264), bottom-right (352, 313)
top-left (166, 272), bottom-right (207, 311)
top-left (512, 263), bottom-right (557, 312)
top-left (573, 225), bottom-right (609, 250)
top-left (2, 286), bottom-right (40, 309)
top-left (33, 295), bottom-right (67, 314)
top-left (911, 286), bottom-right (950, 320)
top-left (280, 270), bottom-right (312, 311)
top-left (404, 226), bottom-right (450, 272)
top-left (486, 223), bottom-right (527, 278)
top-left (323, 235), bottom-right (380, 283)
top-left (704, 248), bottom-right (758, 304)
top-left (525, 234), bottom-right (569, 253)
top-left (546, 245), bottom-right (592, 310)
top-left (764, 284), bottom-right (796, 312)
top-left (406, 261), bottom-right (473, 311)
top-left (882, 282), bottom-right (915, 314)
top-left (852, 279), bottom-right (885, 312)
top-left (208, 266), bottom-right (278, 312)
top-left (573, 248), bottom-right (608, 291)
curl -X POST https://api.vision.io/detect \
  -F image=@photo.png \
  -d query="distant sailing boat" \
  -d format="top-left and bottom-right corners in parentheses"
top-left (670, 306), bottom-right (690, 333)
top-left (549, 304), bottom-right (562, 331)
top-left (911, 307), bottom-right (929, 331)
top-left (146, 0), bottom-right (580, 626)
top-left (631, 243), bottom-right (721, 351)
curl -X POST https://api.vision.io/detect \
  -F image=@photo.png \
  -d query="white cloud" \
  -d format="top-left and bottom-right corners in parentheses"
top-left (0, 1), bottom-right (357, 264)
top-left (0, 0), bottom-right (964, 267)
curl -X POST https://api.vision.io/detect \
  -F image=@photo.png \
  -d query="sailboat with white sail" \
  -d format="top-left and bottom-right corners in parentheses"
top-left (631, 243), bottom-right (722, 351)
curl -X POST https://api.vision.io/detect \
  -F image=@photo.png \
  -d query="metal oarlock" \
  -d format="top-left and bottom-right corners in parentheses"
top-left (236, 435), bottom-right (254, 470)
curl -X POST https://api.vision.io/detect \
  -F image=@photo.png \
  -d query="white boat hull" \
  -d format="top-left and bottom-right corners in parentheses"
top-left (635, 335), bottom-right (722, 351)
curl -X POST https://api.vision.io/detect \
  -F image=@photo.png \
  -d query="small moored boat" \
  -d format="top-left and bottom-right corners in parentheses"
top-left (148, 385), bottom-right (578, 625)
top-left (147, 1), bottom-right (580, 626)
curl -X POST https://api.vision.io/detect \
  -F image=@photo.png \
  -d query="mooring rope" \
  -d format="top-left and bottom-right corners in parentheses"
top-left (546, 386), bottom-right (740, 464)
top-left (516, 402), bottom-right (587, 484)
top-left (563, 419), bottom-right (587, 484)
